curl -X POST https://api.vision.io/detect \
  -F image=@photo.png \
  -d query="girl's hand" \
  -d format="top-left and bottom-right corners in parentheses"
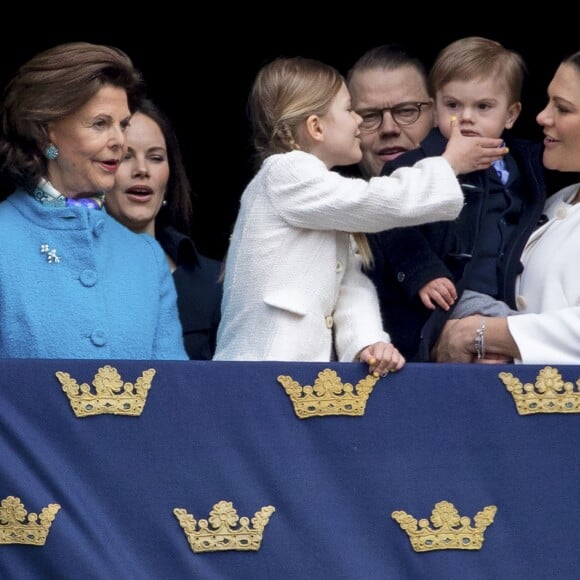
top-left (442, 116), bottom-right (508, 175)
top-left (359, 341), bottom-right (406, 376)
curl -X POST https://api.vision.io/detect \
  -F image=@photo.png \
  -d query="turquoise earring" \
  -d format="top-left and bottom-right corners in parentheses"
top-left (44, 143), bottom-right (59, 160)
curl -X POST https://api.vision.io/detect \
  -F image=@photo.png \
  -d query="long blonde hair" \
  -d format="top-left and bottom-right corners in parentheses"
top-left (247, 56), bottom-right (372, 266)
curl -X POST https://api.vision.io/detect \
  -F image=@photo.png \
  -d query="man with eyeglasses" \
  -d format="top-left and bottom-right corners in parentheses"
top-left (345, 44), bottom-right (436, 359)
top-left (346, 44), bottom-right (434, 179)
top-left (350, 38), bottom-right (545, 363)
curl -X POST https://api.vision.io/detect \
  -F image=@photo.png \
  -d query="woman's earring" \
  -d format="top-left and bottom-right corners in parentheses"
top-left (44, 143), bottom-right (59, 160)
top-left (162, 199), bottom-right (168, 207)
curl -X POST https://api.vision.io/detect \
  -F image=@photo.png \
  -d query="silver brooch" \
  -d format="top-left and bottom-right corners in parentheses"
top-left (40, 244), bottom-right (60, 264)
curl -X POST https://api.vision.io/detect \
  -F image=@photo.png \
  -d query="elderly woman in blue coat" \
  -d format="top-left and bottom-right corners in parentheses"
top-left (0, 42), bottom-right (187, 360)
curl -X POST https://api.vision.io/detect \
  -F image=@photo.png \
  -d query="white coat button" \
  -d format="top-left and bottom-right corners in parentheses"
top-left (516, 295), bottom-right (527, 309)
top-left (325, 315), bottom-right (334, 329)
top-left (556, 206), bottom-right (567, 219)
top-left (336, 261), bottom-right (344, 272)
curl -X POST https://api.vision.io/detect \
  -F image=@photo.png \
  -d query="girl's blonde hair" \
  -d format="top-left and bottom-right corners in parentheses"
top-left (248, 56), bottom-right (343, 167)
top-left (247, 56), bottom-right (372, 266)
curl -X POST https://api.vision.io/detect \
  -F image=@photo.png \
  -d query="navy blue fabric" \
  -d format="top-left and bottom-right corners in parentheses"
top-left (0, 360), bottom-right (579, 579)
top-left (368, 128), bottom-right (546, 361)
top-left (157, 225), bottom-right (222, 360)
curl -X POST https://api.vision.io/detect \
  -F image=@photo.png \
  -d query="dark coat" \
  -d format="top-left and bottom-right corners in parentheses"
top-left (367, 128), bottom-right (546, 361)
top-left (157, 226), bottom-right (222, 360)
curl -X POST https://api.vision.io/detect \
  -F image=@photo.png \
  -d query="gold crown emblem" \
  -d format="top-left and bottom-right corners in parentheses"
top-left (499, 366), bottom-right (580, 415)
top-left (173, 500), bottom-right (275, 553)
top-left (277, 368), bottom-right (380, 419)
top-left (55, 365), bottom-right (156, 417)
top-left (392, 501), bottom-right (497, 552)
top-left (0, 496), bottom-right (60, 546)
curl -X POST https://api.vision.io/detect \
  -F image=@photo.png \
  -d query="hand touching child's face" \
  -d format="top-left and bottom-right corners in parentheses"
top-left (435, 76), bottom-right (521, 141)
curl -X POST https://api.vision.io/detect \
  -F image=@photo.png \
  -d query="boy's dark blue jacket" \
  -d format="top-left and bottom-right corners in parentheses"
top-left (367, 127), bottom-right (546, 361)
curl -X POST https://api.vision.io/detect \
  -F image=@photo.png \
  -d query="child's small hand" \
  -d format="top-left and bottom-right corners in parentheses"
top-left (359, 342), bottom-right (405, 377)
top-left (419, 277), bottom-right (457, 310)
top-left (442, 116), bottom-right (508, 175)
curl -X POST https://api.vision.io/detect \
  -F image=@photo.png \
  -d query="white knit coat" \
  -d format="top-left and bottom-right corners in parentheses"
top-left (214, 151), bottom-right (464, 362)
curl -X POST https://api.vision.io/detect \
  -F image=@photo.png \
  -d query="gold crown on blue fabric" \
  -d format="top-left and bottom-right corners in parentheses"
top-left (392, 500), bottom-right (497, 552)
top-left (173, 500), bottom-right (275, 553)
top-left (0, 496), bottom-right (61, 546)
top-left (277, 368), bottom-right (380, 419)
top-left (499, 366), bottom-right (580, 415)
top-left (55, 365), bottom-right (156, 417)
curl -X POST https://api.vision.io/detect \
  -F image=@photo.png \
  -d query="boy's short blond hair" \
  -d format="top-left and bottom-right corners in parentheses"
top-left (429, 36), bottom-right (526, 104)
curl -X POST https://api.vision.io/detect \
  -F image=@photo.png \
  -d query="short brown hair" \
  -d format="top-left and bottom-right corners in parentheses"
top-left (0, 42), bottom-right (144, 193)
top-left (429, 37), bottom-right (526, 104)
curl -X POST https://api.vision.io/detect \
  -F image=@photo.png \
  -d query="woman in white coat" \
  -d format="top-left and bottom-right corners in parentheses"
top-left (213, 57), bottom-right (507, 375)
top-left (432, 50), bottom-right (580, 364)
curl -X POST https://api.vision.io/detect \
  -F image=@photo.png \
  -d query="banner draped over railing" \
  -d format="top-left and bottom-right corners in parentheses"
top-left (0, 359), bottom-right (579, 580)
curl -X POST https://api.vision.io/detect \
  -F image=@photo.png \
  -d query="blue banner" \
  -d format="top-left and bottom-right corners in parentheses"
top-left (0, 360), bottom-right (578, 579)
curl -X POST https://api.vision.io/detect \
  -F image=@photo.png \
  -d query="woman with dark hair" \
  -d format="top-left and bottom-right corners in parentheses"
top-left (433, 50), bottom-right (580, 364)
top-left (107, 99), bottom-right (222, 359)
top-left (0, 42), bottom-right (188, 360)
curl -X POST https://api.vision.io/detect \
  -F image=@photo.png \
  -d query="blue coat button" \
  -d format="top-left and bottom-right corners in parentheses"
top-left (90, 329), bottom-right (107, 346)
top-left (93, 220), bottom-right (105, 237)
top-left (80, 270), bottom-right (97, 287)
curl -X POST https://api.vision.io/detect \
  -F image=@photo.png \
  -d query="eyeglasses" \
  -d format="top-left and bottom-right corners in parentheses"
top-left (357, 102), bottom-right (433, 131)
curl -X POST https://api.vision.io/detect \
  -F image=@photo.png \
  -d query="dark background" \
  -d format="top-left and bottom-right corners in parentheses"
top-left (1, 19), bottom-right (577, 261)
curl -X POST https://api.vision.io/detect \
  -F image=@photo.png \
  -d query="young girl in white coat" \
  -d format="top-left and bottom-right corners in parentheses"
top-left (214, 56), bottom-right (507, 376)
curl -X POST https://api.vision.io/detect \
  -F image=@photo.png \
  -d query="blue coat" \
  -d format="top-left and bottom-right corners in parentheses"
top-left (368, 128), bottom-right (546, 361)
top-left (0, 190), bottom-right (188, 359)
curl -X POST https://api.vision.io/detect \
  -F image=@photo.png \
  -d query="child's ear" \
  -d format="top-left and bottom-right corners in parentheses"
top-left (304, 114), bottom-right (325, 142)
top-left (504, 101), bottom-right (522, 129)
